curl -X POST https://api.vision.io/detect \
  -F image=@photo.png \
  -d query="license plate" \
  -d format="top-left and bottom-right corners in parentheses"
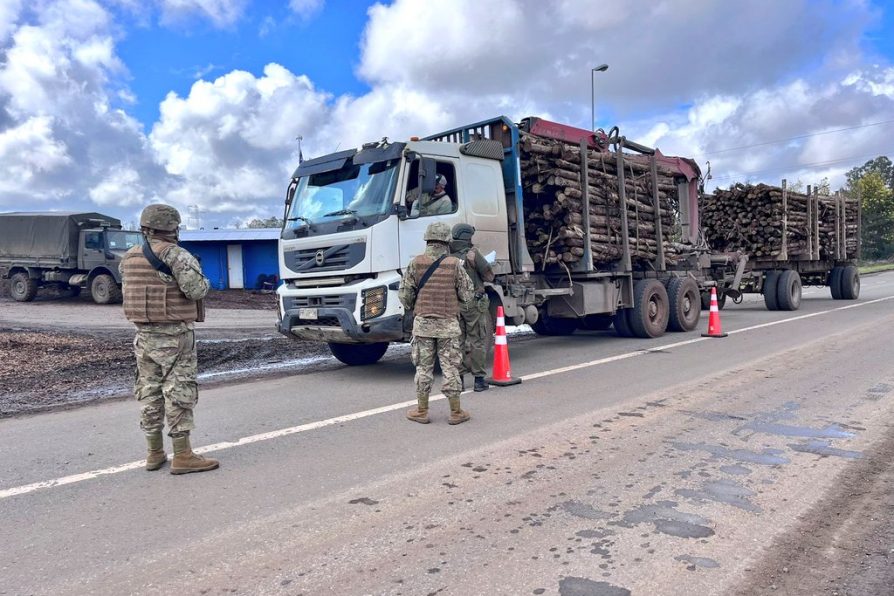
top-left (298, 307), bottom-right (318, 320)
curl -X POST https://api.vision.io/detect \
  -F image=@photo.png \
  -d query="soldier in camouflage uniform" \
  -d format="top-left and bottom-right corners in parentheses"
top-left (120, 204), bottom-right (219, 475)
top-left (450, 224), bottom-right (496, 392)
top-left (399, 222), bottom-right (475, 424)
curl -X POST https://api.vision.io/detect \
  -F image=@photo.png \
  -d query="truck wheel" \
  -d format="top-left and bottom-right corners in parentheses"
top-left (613, 308), bottom-right (634, 337)
top-left (530, 312), bottom-right (578, 336)
top-left (667, 277), bottom-right (701, 332)
top-left (629, 279), bottom-right (669, 338)
top-left (829, 266), bottom-right (844, 299)
top-left (10, 272), bottom-right (38, 302)
top-left (839, 265), bottom-right (860, 300)
top-left (328, 342), bottom-right (389, 366)
top-left (776, 270), bottom-right (802, 311)
top-left (580, 314), bottom-right (613, 331)
top-left (91, 274), bottom-right (121, 304)
top-left (700, 290), bottom-right (726, 311)
top-left (763, 271), bottom-right (780, 311)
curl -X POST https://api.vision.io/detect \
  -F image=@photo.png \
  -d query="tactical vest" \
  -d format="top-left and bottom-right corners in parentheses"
top-left (413, 254), bottom-right (460, 318)
top-left (122, 240), bottom-right (200, 323)
top-left (453, 247), bottom-right (485, 291)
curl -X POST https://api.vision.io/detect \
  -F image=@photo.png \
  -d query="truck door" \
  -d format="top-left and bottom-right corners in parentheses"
top-left (398, 158), bottom-right (464, 266)
top-left (80, 230), bottom-right (106, 271)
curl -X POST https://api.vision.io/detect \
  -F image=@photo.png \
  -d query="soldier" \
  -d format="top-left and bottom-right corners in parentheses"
top-left (450, 224), bottom-right (496, 392)
top-left (120, 204), bottom-right (219, 475)
top-left (399, 221), bottom-right (475, 424)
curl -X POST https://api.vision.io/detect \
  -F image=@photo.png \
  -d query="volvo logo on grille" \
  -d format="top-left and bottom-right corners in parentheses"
top-left (314, 250), bottom-right (326, 266)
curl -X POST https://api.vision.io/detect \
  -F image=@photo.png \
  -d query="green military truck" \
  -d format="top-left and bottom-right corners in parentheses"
top-left (0, 212), bottom-right (143, 303)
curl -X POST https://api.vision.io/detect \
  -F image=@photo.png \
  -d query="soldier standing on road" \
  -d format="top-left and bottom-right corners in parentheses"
top-left (450, 224), bottom-right (496, 392)
top-left (399, 222), bottom-right (475, 424)
top-left (120, 204), bottom-right (219, 475)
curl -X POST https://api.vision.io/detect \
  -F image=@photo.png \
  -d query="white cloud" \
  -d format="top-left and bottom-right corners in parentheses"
top-left (157, 0), bottom-right (247, 29)
top-left (288, 0), bottom-right (324, 20)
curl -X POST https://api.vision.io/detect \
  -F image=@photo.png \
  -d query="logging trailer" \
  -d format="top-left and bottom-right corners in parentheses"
top-left (275, 116), bottom-right (860, 365)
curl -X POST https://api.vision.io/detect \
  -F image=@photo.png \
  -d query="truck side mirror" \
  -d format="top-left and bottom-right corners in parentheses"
top-left (419, 157), bottom-right (437, 195)
top-left (395, 204), bottom-right (409, 220)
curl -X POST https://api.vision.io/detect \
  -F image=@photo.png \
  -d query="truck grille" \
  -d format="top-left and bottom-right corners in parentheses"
top-left (286, 243), bottom-right (366, 272)
top-left (285, 294), bottom-right (356, 310)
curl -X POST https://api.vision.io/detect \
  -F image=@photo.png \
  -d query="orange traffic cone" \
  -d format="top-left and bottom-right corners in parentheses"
top-left (701, 287), bottom-right (728, 338)
top-left (486, 306), bottom-right (522, 386)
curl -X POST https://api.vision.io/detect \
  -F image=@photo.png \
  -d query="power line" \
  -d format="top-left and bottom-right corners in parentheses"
top-left (709, 150), bottom-right (892, 183)
top-left (700, 118), bottom-right (894, 157)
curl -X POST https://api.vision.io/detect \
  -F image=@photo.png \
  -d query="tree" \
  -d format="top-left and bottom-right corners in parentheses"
top-left (853, 171), bottom-right (894, 260)
top-left (246, 216), bottom-right (283, 228)
top-left (846, 156), bottom-right (894, 191)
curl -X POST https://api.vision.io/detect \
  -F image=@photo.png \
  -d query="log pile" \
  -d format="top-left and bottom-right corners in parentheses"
top-left (702, 183), bottom-right (858, 260)
top-left (519, 134), bottom-right (684, 269)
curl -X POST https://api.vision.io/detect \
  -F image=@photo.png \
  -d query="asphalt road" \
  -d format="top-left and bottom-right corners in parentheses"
top-left (2, 273), bottom-right (894, 595)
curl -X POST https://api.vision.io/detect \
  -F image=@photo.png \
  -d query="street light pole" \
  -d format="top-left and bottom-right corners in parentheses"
top-left (591, 64), bottom-right (609, 131)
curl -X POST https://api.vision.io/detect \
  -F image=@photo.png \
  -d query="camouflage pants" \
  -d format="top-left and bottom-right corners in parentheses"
top-left (411, 335), bottom-right (462, 399)
top-left (134, 326), bottom-right (198, 437)
top-left (460, 296), bottom-right (492, 377)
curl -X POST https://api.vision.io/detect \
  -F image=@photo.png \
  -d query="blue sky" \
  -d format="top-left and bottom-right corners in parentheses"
top-left (0, 0), bottom-right (892, 228)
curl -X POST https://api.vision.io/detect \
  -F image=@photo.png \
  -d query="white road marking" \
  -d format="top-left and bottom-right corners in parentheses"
top-left (2, 295), bottom-right (893, 501)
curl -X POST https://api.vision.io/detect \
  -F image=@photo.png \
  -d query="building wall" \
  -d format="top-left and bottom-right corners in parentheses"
top-left (180, 239), bottom-right (278, 290)
top-left (242, 241), bottom-right (279, 289)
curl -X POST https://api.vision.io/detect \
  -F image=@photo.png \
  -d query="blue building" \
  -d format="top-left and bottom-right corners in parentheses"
top-left (179, 229), bottom-right (280, 290)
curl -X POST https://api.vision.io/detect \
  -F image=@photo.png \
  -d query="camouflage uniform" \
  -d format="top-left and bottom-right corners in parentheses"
top-left (399, 222), bottom-right (474, 424)
top-left (451, 224), bottom-right (495, 391)
top-left (120, 204), bottom-right (217, 474)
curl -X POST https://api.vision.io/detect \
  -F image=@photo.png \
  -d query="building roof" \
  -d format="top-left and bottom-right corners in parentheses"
top-left (179, 228), bottom-right (281, 242)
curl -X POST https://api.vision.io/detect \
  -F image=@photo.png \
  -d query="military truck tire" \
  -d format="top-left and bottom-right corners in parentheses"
top-left (328, 342), bottom-right (389, 365)
top-left (612, 308), bottom-right (633, 337)
top-left (763, 271), bottom-right (781, 311)
top-left (530, 312), bottom-right (578, 336)
top-left (667, 277), bottom-right (701, 332)
top-left (629, 279), bottom-right (669, 338)
top-left (776, 270), bottom-right (802, 311)
top-left (829, 266), bottom-right (844, 299)
top-left (839, 265), bottom-right (860, 300)
top-left (10, 272), bottom-right (38, 302)
top-left (580, 314), bottom-right (613, 331)
top-left (91, 274), bottom-right (121, 304)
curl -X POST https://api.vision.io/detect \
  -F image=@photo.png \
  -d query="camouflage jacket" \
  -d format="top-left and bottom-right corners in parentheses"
top-left (399, 243), bottom-right (474, 338)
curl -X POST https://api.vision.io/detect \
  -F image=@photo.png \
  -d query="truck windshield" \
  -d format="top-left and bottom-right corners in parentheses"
top-left (106, 231), bottom-right (144, 251)
top-left (285, 159), bottom-right (399, 234)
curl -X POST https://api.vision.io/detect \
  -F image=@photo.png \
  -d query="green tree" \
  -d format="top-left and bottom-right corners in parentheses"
top-left (846, 156), bottom-right (894, 190)
top-left (853, 171), bottom-right (894, 260)
top-left (246, 216), bottom-right (283, 228)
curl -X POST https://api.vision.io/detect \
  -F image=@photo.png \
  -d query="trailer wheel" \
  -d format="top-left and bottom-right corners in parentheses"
top-left (829, 266), bottom-right (844, 300)
top-left (91, 274), bottom-right (121, 304)
top-left (530, 312), bottom-right (578, 336)
top-left (763, 271), bottom-right (780, 311)
top-left (580, 314), bottom-right (613, 331)
top-left (776, 270), bottom-right (802, 311)
top-left (839, 265), bottom-right (860, 300)
top-left (667, 277), bottom-right (701, 332)
top-left (328, 342), bottom-right (389, 365)
top-left (612, 308), bottom-right (634, 338)
top-left (629, 279), bottom-right (669, 338)
top-left (10, 272), bottom-right (38, 302)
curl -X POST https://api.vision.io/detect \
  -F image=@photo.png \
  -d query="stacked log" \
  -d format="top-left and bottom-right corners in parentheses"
top-left (519, 133), bottom-right (684, 269)
top-left (702, 183), bottom-right (859, 260)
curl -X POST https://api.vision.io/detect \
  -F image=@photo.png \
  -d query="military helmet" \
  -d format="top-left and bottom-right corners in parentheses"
top-left (423, 221), bottom-right (452, 243)
top-left (451, 223), bottom-right (475, 242)
top-left (140, 204), bottom-right (181, 231)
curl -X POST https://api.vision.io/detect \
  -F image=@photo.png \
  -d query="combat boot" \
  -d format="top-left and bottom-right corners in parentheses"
top-left (406, 394), bottom-right (430, 424)
top-left (448, 396), bottom-right (470, 425)
top-left (145, 432), bottom-right (167, 471)
top-left (473, 376), bottom-right (489, 392)
top-left (170, 434), bottom-right (219, 475)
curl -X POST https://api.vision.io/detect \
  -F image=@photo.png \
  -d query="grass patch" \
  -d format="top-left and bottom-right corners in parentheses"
top-left (859, 262), bottom-right (894, 275)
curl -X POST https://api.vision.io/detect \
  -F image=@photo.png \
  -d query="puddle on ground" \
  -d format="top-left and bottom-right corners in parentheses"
top-left (558, 577), bottom-right (631, 596)
top-left (788, 440), bottom-right (862, 459)
top-left (672, 442), bottom-right (789, 465)
top-left (615, 501), bottom-right (715, 539)
top-left (576, 529), bottom-right (614, 539)
top-left (561, 501), bottom-right (613, 520)
top-left (674, 554), bottom-right (720, 569)
top-left (719, 464), bottom-right (751, 475)
top-left (676, 479), bottom-right (761, 513)
top-left (741, 421), bottom-right (854, 439)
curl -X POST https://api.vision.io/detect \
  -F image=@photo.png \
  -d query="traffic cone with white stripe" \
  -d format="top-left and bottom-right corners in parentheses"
top-left (486, 306), bottom-right (522, 386)
top-left (701, 287), bottom-right (728, 338)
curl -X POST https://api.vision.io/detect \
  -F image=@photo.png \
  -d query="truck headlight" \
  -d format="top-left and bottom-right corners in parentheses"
top-left (361, 285), bottom-right (387, 320)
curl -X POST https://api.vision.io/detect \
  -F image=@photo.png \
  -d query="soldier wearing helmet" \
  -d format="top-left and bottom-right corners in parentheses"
top-left (409, 173), bottom-right (453, 217)
top-left (450, 223), bottom-right (496, 392)
top-left (119, 204), bottom-right (218, 475)
top-left (399, 221), bottom-right (475, 424)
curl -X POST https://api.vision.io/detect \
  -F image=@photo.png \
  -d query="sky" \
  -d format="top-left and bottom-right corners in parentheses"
top-left (0, 0), bottom-right (892, 229)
